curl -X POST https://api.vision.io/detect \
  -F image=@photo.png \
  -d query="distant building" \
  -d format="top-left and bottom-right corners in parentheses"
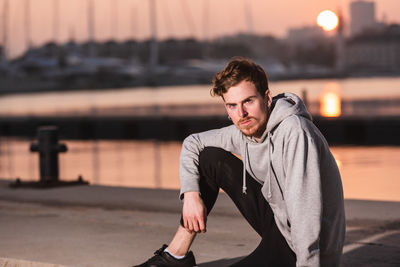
top-left (344, 25), bottom-right (400, 72)
top-left (286, 26), bottom-right (325, 47)
top-left (350, 0), bottom-right (378, 36)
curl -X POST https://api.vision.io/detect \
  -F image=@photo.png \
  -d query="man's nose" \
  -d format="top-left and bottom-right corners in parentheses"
top-left (238, 105), bottom-right (248, 118)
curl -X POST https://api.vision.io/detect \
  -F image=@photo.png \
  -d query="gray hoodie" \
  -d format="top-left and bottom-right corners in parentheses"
top-left (179, 92), bottom-right (345, 267)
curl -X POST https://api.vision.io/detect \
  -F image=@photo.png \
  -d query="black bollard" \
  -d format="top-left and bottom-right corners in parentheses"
top-left (9, 125), bottom-right (88, 188)
top-left (30, 126), bottom-right (67, 183)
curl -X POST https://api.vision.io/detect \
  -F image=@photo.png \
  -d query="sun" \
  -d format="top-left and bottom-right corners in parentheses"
top-left (317, 10), bottom-right (339, 31)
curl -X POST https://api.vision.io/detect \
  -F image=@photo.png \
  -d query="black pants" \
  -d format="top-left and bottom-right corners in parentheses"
top-left (182, 147), bottom-right (296, 267)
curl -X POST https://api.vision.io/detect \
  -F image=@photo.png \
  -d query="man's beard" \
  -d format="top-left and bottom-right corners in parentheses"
top-left (237, 116), bottom-right (267, 138)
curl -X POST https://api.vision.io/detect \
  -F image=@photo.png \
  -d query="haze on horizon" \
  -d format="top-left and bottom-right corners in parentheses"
top-left (1, 0), bottom-right (400, 58)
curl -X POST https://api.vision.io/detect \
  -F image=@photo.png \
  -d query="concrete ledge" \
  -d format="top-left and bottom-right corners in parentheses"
top-left (0, 258), bottom-right (66, 267)
top-left (1, 179), bottom-right (399, 222)
top-left (0, 179), bottom-right (242, 217)
top-left (1, 179), bottom-right (399, 267)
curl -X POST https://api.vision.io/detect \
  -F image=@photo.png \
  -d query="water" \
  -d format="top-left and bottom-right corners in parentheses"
top-left (1, 138), bottom-right (399, 202)
top-left (1, 77), bottom-right (400, 117)
top-left (0, 77), bottom-right (399, 202)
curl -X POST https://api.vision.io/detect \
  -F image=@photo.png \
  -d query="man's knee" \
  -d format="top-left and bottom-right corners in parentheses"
top-left (199, 147), bottom-right (232, 168)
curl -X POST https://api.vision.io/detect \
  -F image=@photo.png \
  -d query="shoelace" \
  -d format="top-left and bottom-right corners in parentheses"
top-left (154, 246), bottom-right (167, 255)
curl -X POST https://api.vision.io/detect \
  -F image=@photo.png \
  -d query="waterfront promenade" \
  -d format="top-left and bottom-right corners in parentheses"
top-left (0, 180), bottom-right (399, 267)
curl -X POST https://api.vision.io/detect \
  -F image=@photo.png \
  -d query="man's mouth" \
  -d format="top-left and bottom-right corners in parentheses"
top-left (239, 118), bottom-right (253, 126)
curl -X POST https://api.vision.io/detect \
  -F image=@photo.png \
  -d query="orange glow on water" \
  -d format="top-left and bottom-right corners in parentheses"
top-left (317, 10), bottom-right (338, 31)
top-left (320, 91), bottom-right (341, 117)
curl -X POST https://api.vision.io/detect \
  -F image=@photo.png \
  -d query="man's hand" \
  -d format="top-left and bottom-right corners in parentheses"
top-left (183, 192), bottom-right (207, 233)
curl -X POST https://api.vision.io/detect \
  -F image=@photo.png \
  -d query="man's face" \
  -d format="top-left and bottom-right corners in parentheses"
top-left (223, 80), bottom-right (271, 142)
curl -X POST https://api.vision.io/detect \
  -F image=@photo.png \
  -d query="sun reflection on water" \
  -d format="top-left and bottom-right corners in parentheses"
top-left (320, 82), bottom-right (341, 117)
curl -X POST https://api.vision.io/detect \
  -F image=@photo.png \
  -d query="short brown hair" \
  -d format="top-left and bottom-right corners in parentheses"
top-left (211, 57), bottom-right (269, 97)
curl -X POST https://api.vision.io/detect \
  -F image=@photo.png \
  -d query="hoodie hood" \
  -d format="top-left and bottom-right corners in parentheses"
top-left (249, 92), bottom-right (312, 144)
top-left (267, 92), bottom-right (312, 132)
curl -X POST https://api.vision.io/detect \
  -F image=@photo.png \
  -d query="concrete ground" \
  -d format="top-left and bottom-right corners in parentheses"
top-left (0, 180), bottom-right (399, 267)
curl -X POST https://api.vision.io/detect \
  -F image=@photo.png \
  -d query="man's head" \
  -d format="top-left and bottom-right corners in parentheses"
top-left (211, 58), bottom-right (271, 142)
top-left (211, 57), bottom-right (269, 98)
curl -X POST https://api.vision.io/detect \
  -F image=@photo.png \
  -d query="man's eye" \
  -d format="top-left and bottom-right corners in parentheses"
top-left (245, 99), bottom-right (253, 104)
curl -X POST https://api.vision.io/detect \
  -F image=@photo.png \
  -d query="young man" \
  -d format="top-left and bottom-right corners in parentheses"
top-left (134, 58), bottom-right (345, 267)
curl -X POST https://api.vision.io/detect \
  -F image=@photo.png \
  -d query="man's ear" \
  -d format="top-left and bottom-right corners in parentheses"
top-left (264, 90), bottom-right (272, 107)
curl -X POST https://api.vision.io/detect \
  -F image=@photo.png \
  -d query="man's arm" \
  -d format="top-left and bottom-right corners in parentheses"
top-left (179, 125), bottom-right (242, 197)
top-left (179, 125), bottom-right (242, 233)
top-left (283, 128), bottom-right (323, 266)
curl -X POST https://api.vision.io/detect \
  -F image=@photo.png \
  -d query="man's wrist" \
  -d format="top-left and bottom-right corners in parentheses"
top-left (184, 191), bottom-right (201, 199)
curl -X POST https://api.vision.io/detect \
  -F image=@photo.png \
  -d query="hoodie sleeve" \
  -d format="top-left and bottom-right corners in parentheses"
top-left (179, 124), bottom-right (242, 198)
top-left (283, 128), bottom-right (322, 267)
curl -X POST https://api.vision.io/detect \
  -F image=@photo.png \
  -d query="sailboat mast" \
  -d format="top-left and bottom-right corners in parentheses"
top-left (202, 0), bottom-right (210, 59)
top-left (53, 0), bottom-right (59, 43)
top-left (111, 0), bottom-right (118, 39)
top-left (2, 0), bottom-right (9, 61)
top-left (244, 0), bottom-right (254, 35)
top-left (149, 0), bottom-right (158, 70)
top-left (131, 4), bottom-right (137, 40)
top-left (87, 0), bottom-right (95, 56)
top-left (202, 0), bottom-right (209, 41)
top-left (335, 8), bottom-right (345, 72)
top-left (25, 0), bottom-right (32, 50)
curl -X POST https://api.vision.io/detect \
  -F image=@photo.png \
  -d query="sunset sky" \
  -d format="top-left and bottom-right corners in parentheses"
top-left (2, 0), bottom-right (400, 58)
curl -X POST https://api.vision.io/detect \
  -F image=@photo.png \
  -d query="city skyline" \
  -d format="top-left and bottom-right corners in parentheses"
top-left (1, 0), bottom-right (400, 59)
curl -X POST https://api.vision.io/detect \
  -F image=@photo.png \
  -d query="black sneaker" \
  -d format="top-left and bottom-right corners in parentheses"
top-left (133, 244), bottom-right (197, 267)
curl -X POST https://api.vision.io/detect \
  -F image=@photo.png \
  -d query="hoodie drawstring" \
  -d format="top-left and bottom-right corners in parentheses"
top-left (242, 142), bottom-right (248, 194)
top-left (267, 132), bottom-right (273, 199)
top-left (242, 133), bottom-right (274, 198)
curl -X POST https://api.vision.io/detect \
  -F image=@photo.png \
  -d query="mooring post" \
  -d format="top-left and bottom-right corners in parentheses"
top-left (30, 126), bottom-right (67, 183)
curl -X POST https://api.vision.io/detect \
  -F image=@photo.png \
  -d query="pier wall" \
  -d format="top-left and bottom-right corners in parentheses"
top-left (0, 116), bottom-right (399, 145)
